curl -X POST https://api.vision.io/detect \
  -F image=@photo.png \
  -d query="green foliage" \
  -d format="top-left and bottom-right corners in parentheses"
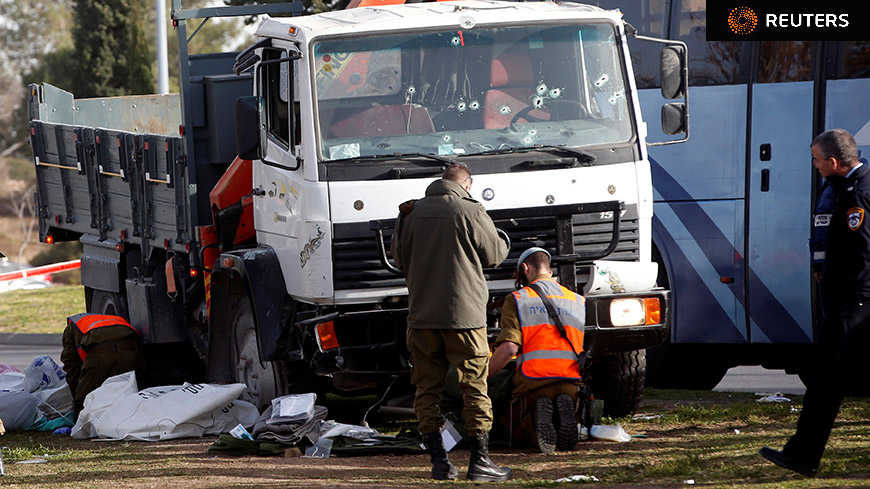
top-left (161, 0), bottom-right (253, 92)
top-left (72, 0), bottom-right (154, 97)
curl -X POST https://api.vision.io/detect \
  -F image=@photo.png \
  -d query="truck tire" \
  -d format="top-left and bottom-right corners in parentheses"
top-left (88, 288), bottom-right (129, 319)
top-left (230, 293), bottom-right (279, 411)
top-left (586, 349), bottom-right (646, 419)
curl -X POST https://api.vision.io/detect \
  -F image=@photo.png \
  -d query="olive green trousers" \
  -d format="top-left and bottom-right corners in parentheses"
top-left (406, 327), bottom-right (492, 436)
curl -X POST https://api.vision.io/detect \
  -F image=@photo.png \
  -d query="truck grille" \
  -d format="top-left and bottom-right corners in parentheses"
top-left (332, 204), bottom-right (639, 291)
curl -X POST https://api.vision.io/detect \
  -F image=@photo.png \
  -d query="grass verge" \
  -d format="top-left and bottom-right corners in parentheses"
top-left (1, 390), bottom-right (869, 488)
top-left (0, 286), bottom-right (85, 333)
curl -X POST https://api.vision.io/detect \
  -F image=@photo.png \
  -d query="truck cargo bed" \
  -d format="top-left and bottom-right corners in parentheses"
top-left (30, 84), bottom-right (191, 257)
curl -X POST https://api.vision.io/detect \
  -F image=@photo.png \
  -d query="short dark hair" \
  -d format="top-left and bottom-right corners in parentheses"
top-left (514, 250), bottom-right (551, 289)
top-left (442, 163), bottom-right (471, 184)
top-left (524, 251), bottom-right (551, 271)
top-left (812, 129), bottom-right (859, 166)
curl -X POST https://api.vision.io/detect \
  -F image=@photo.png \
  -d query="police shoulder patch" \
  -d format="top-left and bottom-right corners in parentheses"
top-left (847, 207), bottom-right (865, 231)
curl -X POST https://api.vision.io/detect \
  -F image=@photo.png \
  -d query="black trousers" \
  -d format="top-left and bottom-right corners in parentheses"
top-left (784, 299), bottom-right (870, 467)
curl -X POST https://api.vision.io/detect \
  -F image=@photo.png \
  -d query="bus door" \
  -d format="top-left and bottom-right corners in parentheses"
top-left (745, 41), bottom-right (815, 345)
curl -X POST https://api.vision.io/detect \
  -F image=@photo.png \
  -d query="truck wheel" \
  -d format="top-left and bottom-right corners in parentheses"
top-left (231, 294), bottom-right (279, 411)
top-left (88, 288), bottom-right (129, 319)
top-left (586, 350), bottom-right (646, 419)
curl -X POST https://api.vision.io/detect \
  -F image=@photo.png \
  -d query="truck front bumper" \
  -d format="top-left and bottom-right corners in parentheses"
top-left (583, 290), bottom-right (670, 356)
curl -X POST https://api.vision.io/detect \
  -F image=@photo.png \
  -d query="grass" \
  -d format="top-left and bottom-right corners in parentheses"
top-left (1, 390), bottom-right (870, 488)
top-left (0, 285), bottom-right (85, 333)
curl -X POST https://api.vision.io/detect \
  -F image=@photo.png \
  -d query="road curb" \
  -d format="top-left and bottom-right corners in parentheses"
top-left (0, 333), bottom-right (63, 346)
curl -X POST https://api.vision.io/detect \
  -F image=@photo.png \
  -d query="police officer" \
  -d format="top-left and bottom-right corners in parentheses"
top-left (761, 129), bottom-right (870, 475)
top-left (391, 164), bottom-right (512, 481)
top-left (489, 247), bottom-right (584, 454)
top-left (61, 313), bottom-right (145, 419)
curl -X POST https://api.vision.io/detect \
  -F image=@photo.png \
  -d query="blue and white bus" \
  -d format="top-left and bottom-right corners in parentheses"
top-left (593, 0), bottom-right (870, 388)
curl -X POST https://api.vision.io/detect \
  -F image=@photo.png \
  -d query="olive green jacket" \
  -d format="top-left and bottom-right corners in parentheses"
top-left (391, 179), bottom-right (508, 329)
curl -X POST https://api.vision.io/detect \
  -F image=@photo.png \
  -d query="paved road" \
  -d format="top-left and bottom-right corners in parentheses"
top-left (714, 365), bottom-right (806, 395)
top-left (0, 334), bottom-right (63, 372)
top-left (1, 334), bottom-right (807, 395)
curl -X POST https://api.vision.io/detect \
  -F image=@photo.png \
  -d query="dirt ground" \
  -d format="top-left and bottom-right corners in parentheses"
top-left (1, 434), bottom-right (667, 489)
top-left (5, 391), bottom-right (870, 488)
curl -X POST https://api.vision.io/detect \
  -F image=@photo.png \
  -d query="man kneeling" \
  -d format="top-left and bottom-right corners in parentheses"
top-left (489, 247), bottom-right (585, 454)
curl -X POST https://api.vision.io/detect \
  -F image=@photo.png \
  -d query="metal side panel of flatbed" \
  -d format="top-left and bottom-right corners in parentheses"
top-left (30, 120), bottom-right (192, 256)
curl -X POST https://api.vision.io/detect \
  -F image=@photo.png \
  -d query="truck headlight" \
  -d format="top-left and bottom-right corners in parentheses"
top-left (610, 298), bottom-right (661, 326)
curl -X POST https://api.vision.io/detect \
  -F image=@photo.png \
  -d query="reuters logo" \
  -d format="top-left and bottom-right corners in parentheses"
top-left (728, 6), bottom-right (758, 35)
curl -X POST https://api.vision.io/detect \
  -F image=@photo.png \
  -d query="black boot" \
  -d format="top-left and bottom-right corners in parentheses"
top-left (424, 430), bottom-right (458, 480)
top-left (466, 432), bottom-right (513, 482)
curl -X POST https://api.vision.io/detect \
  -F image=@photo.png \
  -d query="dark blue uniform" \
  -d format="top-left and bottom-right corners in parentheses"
top-left (784, 163), bottom-right (870, 470)
top-left (810, 181), bottom-right (834, 274)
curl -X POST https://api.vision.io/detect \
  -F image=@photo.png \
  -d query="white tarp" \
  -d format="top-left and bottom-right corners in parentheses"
top-left (0, 356), bottom-right (74, 431)
top-left (72, 371), bottom-right (259, 441)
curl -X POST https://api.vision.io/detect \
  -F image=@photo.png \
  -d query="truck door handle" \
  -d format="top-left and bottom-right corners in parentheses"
top-left (761, 169), bottom-right (770, 192)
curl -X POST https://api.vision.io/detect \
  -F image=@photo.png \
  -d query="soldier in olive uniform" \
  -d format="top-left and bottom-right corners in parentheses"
top-left (61, 313), bottom-right (145, 419)
top-left (490, 247), bottom-right (584, 454)
top-left (391, 164), bottom-right (511, 482)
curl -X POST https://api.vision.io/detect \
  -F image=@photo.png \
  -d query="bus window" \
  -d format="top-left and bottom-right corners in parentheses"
top-left (828, 41), bottom-right (870, 79)
top-left (671, 0), bottom-right (744, 86)
top-left (588, 0), bottom-right (668, 89)
top-left (758, 41), bottom-right (813, 83)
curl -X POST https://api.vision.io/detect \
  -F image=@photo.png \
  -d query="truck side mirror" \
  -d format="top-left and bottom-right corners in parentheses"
top-left (235, 96), bottom-right (265, 161)
top-left (660, 46), bottom-right (686, 99)
top-left (661, 103), bottom-right (687, 136)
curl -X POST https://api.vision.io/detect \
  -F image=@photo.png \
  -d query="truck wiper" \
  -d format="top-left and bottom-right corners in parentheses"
top-left (528, 145), bottom-right (596, 165)
top-left (330, 152), bottom-right (458, 166)
top-left (470, 144), bottom-right (596, 165)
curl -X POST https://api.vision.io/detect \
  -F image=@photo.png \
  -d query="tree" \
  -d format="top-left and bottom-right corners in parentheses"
top-left (158, 0), bottom-right (252, 92)
top-left (72, 0), bottom-right (154, 97)
top-left (0, 0), bottom-right (73, 154)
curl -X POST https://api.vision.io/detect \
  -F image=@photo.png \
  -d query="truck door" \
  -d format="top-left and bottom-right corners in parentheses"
top-left (746, 41), bottom-right (814, 345)
top-left (251, 48), bottom-right (306, 275)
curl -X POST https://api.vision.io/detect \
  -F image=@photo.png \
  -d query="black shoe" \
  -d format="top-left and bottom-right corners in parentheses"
top-left (535, 397), bottom-right (557, 455)
top-left (555, 394), bottom-right (578, 451)
top-left (759, 447), bottom-right (817, 476)
top-left (423, 430), bottom-right (458, 480)
top-left (466, 433), bottom-right (513, 482)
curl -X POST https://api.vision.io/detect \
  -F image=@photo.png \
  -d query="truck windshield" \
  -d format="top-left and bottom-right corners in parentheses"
top-left (313, 23), bottom-right (634, 162)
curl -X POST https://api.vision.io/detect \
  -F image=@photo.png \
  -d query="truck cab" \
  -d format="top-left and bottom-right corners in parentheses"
top-left (217, 0), bottom-right (685, 414)
top-left (28, 0), bottom-right (686, 416)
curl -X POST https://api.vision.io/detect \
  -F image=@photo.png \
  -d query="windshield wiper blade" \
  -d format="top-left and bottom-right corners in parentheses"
top-left (531, 145), bottom-right (596, 165)
top-left (397, 152), bottom-right (459, 165)
top-left (330, 152), bottom-right (459, 165)
top-left (468, 145), bottom-right (596, 165)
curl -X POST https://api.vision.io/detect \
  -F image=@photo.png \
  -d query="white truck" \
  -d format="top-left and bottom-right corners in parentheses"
top-left (29, 0), bottom-right (687, 416)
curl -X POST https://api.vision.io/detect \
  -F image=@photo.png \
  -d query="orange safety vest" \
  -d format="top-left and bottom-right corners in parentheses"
top-left (512, 278), bottom-right (585, 380)
top-left (68, 313), bottom-right (140, 361)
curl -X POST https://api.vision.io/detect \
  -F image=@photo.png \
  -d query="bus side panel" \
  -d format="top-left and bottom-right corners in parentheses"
top-left (642, 86), bottom-right (747, 201)
top-left (641, 85), bottom-right (748, 344)
top-left (747, 82), bottom-right (813, 344)
top-left (653, 199), bottom-right (746, 343)
top-left (826, 79), bottom-right (870, 161)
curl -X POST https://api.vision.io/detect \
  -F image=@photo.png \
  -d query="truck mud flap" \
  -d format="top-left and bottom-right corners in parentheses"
top-left (207, 247), bottom-right (295, 373)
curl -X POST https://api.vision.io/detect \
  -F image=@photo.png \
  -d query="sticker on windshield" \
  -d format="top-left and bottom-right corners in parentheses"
top-left (328, 143), bottom-right (360, 160)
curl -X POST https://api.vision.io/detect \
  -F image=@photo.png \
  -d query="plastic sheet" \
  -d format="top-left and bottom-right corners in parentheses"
top-left (72, 371), bottom-right (258, 441)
